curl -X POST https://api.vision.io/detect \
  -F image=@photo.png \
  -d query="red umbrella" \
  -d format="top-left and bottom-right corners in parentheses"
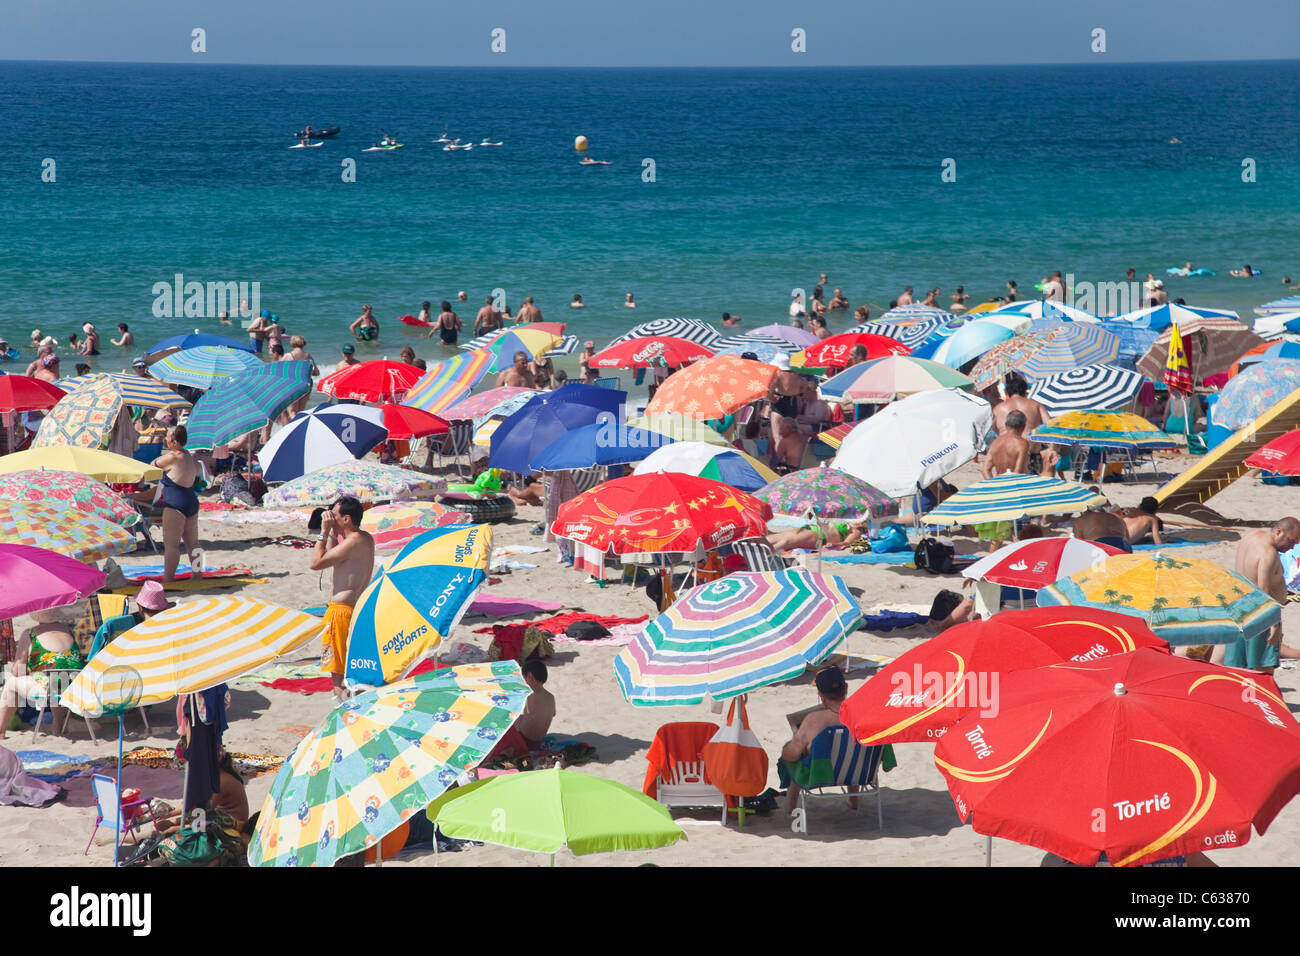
top-left (934, 648), bottom-right (1300, 866)
top-left (798, 332), bottom-right (910, 370)
top-left (961, 537), bottom-right (1125, 590)
top-left (316, 361), bottom-right (424, 403)
top-left (840, 606), bottom-right (1167, 746)
top-left (378, 403), bottom-right (449, 440)
top-left (551, 472), bottom-right (772, 555)
top-left (589, 336), bottom-right (714, 369)
top-left (0, 376), bottom-right (66, 412)
top-left (1245, 429), bottom-right (1300, 475)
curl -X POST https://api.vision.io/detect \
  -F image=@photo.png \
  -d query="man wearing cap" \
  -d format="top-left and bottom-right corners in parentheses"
top-left (132, 356), bottom-right (152, 378)
top-left (247, 309), bottom-right (270, 354)
top-left (780, 665), bottom-right (853, 813)
top-left (308, 496), bottom-right (375, 701)
top-left (339, 343), bottom-right (360, 367)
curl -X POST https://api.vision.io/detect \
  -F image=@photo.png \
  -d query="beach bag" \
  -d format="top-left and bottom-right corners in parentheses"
top-left (871, 523), bottom-right (910, 554)
top-left (701, 697), bottom-right (769, 798)
top-left (913, 537), bottom-right (955, 575)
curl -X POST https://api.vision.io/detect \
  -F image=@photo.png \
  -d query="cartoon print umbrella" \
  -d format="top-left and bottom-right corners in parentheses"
top-left (754, 465), bottom-right (899, 520)
top-left (263, 460), bottom-right (446, 509)
top-left (643, 355), bottom-right (778, 421)
top-left (361, 501), bottom-right (474, 551)
top-left (0, 469), bottom-right (140, 528)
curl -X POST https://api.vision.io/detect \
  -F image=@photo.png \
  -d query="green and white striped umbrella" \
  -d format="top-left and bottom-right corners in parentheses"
top-left (151, 346), bottom-right (263, 389)
top-left (922, 473), bottom-right (1107, 526)
top-left (185, 363), bottom-right (312, 449)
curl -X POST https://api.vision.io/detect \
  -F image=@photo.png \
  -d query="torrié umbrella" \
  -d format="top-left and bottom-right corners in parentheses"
top-left (1245, 429), bottom-right (1300, 475)
top-left (1026, 364), bottom-right (1143, 415)
top-left (62, 597), bottom-right (327, 716)
top-left (934, 649), bottom-right (1300, 866)
top-left (263, 460), bottom-right (446, 509)
top-left (1212, 360), bottom-right (1300, 431)
top-left (150, 346), bottom-right (263, 389)
top-left (962, 537), bottom-right (1125, 591)
top-left (1137, 315), bottom-right (1264, 382)
top-left (923, 474), bottom-right (1107, 527)
top-left (316, 360), bottom-right (424, 403)
top-left (441, 386), bottom-right (538, 425)
top-left (0, 469), bottom-right (140, 528)
top-left (840, 606), bottom-right (1167, 745)
top-left (473, 328), bottom-right (562, 373)
top-left (644, 355), bottom-right (777, 420)
top-left (795, 332), bottom-right (910, 370)
top-left (970, 322), bottom-right (1120, 389)
top-left (0, 543), bottom-right (107, 619)
top-left (430, 767), bottom-right (686, 862)
top-left (258, 405), bottom-right (389, 483)
top-left (627, 413), bottom-right (731, 447)
top-left (248, 662), bottom-right (530, 868)
top-left (615, 569), bottom-right (861, 705)
top-left (1031, 409), bottom-right (1178, 451)
top-left (345, 524), bottom-right (491, 688)
top-left (590, 336), bottom-right (713, 369)
top-left (185, 365), bottom-right (311, 450)
top-left (361, 501), bottom-right (473, 551)
top-left (1038, 552), bottom-right (1281, 647)
top-left (0, 376), bottom-right (66, 412)
top-left (402, 349), bottom-right (492, 415)
top-left (633, 441), bottom-right (777, 493)
top-left (0, 501), bottom-right (135, 563)
top-left (552, 472), bottom-right (772, 556)
top-left (488, 384), bottom-right (627, 475)
top-left (0, 446), bottom-right (161, 483)
top-left (819, 355), bottom-right (974, 402)
top-left (755, 465), bottom-right (899, 521)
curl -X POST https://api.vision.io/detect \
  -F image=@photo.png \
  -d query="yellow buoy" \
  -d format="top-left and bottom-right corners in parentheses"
top-left (574, 135), bottom-right (588, 152)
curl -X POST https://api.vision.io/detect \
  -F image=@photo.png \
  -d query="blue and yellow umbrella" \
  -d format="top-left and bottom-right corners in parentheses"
top-left (1031, 409), bottom-right (1178, 451)
top-left (150, 345), bottom-right (263, 389)
top-left (922, 473), bottom-right (1107, 526)
top-left (346, 524), bottom-right (492, 687)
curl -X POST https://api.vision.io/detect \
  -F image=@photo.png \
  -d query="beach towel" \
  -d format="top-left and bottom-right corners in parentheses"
top-left (1131, 537), bottom-right (1199, 552)
top-left (642, 721), bottom-right (718, 799)
top-left (858, 610), bottom-right (929, 631)
top-left (473, 611), bottom-right (649, 636)
top-left (466, 595), bottom-right (564, 617)
top-left (550, 622), bottom-right (642, 647)
top-left (118, 562), bottom-right (253, 581)
top-left (260, 657), bottom-right (446, 694)
top-left (821, 551), bottom-right (917, 565)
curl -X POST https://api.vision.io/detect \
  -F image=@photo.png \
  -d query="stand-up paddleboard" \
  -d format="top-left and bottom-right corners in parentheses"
top-left (289, 141), bottom-right (324, 149)
top-left (363, 143), bottom-right (404, 152)
top-left (399, 314), bottom-right (434, 328)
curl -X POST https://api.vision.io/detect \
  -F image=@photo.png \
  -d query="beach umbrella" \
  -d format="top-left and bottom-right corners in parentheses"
top-left (552, 472), bottom-right (772, 556)
top-left (258, 405), bottom-right (389, 483)
top-left (1136, 315), bottom-right (1265, 382)
top-left (840, 606), bottom-right (1166, 746)
top-left (361, 501), bottom-right (473, 551)
top-left (0, 376), bottom-right (66, 412)
top-left (377, 404), bottom-right (448, 440)
top-left (748, 324), bottom-right (820, 347)
top-left (263, 460), bottom-right (446, 509)
top-left (48, 372), bottom-right (192, 408)
top-left (1162, 322), bottom-right (1195, 395)
top-left (1030, 409), bottom-right (1178, 451)
top-left (928, 321), bottom-right (1016, 370)
top-left (627, 413), bottom-right (731, 447)
top-left (0, 446), bottom-right (161, 483)
top-left (961, 538), bottom-right (1126, 591)
top-left (814, 420), bottom-right (860, 451)
top-left (819, 355), bottom-right (974, 402)
top-left (713, 332), bottom-right (802, 362)
top-left (145, 331), bottom-right (256, 360)
top-left (615, 569), bottom-right (861, 706)
top-left (467, 328), bottom-right (562, 373)
top-left (589, 336), bottom-right (713, 369)
top-left (0, 501), bottom-right (136, 563)
top-left (754, 465), bottom-right (899, 521)
top-left (1244, 312), bottom-right (1300, 343)
top-left (489, 384), bottom-right (627, 475)
top-left (402, 349), bottom-right (493, 416)
top-left (1257, 296), bottom-right (1300, 316)
top-left (1038, 552), bottom-right (1281, 647)
top-left (633, 441), bottom-right (777, 493)
top-left (1234, 340), bottom-right (1300, 372)
top-left (860, 318), bottom-right (952, 351)
top-left (922, 474), bottom-right (1107, 527)
top-left (607, 317), bottom-right (721, 350)
top-left (1097, 321), bottom-right (1161, 368)
top-left (1211, 360), bottom-right (1300, 431)
top-left (795, 332), bottom-right (911, 370)
top-left (874, 305), bottom-right (957, 325)
top-left (989, 299), bottom-right (1099, 323)
top-left (833, 389), bottom-right (993, 498)
top-left (345, 524), bottom-right (491, 688)
top-left (1026, 364), bottom-right (1143, 414)
top-left (247, 662), bottom-right (530, 868)
top-left (0, 543), bottom-right (107, 619)
top-left (643, 355), bottom-right (777, 421)
top-left (0, 469), bottom-right (141, 528)
top-left (1244, 430), bottom-right (1300, 475)
top-left (440, 386), bottom-right (538, 425)
top-left (35, 374), bottom-right (190, 449)
top-left (934, 649), bottom-right (1300, 866)
top-left (1112, 302), bottom-right (1239, 332)
top-left (317, 360), bottom-right (424, 403)
top-left (185, 365), bottom-right (312, 450)
top-left (970, 322), bottom-right (1121, 389)
top-left (150, 346), bottom-right (263, 389)
top-left (430, 768), bottom-right (686, 864)
top-left (530, 421), bottom-right (675, 472)
top-left (62, 597), bottom-right (327, 715)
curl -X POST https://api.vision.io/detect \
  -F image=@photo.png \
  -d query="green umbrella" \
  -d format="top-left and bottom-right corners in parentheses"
top-left (429, 768), bottom-right (686, 865)
top-left (185, 362), bottom-right (312, 450)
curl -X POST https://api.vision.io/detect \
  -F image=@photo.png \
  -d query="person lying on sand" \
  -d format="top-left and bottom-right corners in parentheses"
top-left (767, 520), bottom-right (869, 552)
top-left (508, 476), bottom-right (543, 507)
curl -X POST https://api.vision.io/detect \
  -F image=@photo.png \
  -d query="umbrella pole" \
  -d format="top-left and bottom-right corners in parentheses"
top-left (114, 714), bottom-right (124, 868)
top-left (986, 833), bottom-right (992, 867)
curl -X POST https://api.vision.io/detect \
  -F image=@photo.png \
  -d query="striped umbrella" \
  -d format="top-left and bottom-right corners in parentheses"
top-left (402, 349), bottom-right (493, 415)
top-left (819, 355), bottom-right (974, 402)
top-left (263, 460), bottom-right (446, 509)
top-left (145, 332), bottom-right (256, 360)
top-left (317, 360), bottom-right (424, 403)
top-left (1032, 409), bottom-right (1178, 451)
top-left (922, 474), bottom-right (1107, 526)
top-left (607, 317), bottom-right (722, 350)
top-left (861, 318), bottom-right (952, 351)
top-left (361, 501), bottom-right (474, 551)
top-left (0, 469), bottom-right (140, 528)
top-left (1209, 360), bottom-right (1300, 431)
top-left (441, 386), bottom-right (538, 425)
top-left (1038, 553), bottom-right (1281, 647)
top-left (590, 336), bottom-right (714, 369)
top-left (50, 373), bottom-right (192, 409)
top-left (633, 441), bottom-right (777, 493)
top-left (150, 346), bottom-right (263, 389)
top-left (1027, 364), bottom-right (1143, 414)
top-left (0, 446), bottom-right (161, 483)
top-left (754, 466), bottom-right (899, 520)
top-left (259, 405), bottom-right (390, 483)
top-left (815, 420), bottom-right (860, 451)
top-left (614, 570), bottom-right (862, 705)
top-left (873, 305), bottom-right (957, 325)
top-left (970, 322), bottom-right (1121, 389)
top-left (748, 324), bottom-right (820, 348)
top-left (62, 597), bottom-right (327, 716)
top-left (465, 328), bottom-right (562, 373)
top-left (185, 365), bottom-right (312, 449)
top-left (1113, 302), bottom-right (1239, 332)
top-left (345, 524), bottom-right (491, 687)
top-left (1137, 315), bottom-right (1265, 381)
top-left (644, 355), bottom-right (777, 420)
top-left (990, 299), bottom-right (1099, 323)
top-left (248, 662), bottom-right (530, 868)
top-left (0, 500), bottom-right (136, 563)
top-left (713, 332), bottom-right (803, 362)
top-left (462, 331), bottom-right (577, 357)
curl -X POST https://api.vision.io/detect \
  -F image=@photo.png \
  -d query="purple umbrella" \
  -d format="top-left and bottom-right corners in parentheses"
top-left (749, 324), bottom-right (820, 348)
top-left (0, 543), bottom-right (107, 618)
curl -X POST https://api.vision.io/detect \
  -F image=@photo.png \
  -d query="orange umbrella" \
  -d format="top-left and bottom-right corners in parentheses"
top-left (644, 355), bottom-right (777, 420)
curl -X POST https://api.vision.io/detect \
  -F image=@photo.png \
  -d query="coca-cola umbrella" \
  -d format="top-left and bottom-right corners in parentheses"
top-left (589, 336), bottom-right (714, 369)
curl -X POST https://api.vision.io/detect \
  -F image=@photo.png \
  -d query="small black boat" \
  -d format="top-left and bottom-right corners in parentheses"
top-left (294, 125), bottom-right (341, 139)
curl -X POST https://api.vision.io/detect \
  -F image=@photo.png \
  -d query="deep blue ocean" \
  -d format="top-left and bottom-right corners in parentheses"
top-left (0, 60), bottom-right (1296, 369)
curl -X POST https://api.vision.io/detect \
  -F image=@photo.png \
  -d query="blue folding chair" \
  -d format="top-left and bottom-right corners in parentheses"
top-left (778, 724), bottom-right (884, 834)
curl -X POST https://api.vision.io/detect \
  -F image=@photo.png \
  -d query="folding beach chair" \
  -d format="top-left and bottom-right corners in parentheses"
top-left (730, 537), bottom-right (793, 573)
top-left (434, 421), bottom-right (474, 476)
top-left (84, 773), bottom-right (157, 855)
top-left (778, 724), bottom-right (885, 835)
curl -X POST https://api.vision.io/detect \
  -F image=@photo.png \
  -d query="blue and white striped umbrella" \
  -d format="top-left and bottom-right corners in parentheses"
top-left (462, 332), bottom-right (578, 357)
top-left (259, 404), bottom-right (389, 483)
top-left (1257, 296), bottom-right (1300, 316)
top-left (859, 319), bottom-right (951, 351)
top-left (1027, 364), bottom-right (1144, 415)
top-left (991, 299), bottom-right (1099, 323)
top-left (874, 305), bottom-right (957, 324)
top-left (151, 346), bottom-right (264, 389)
top-left (607, 318), bottom-right (721, 350)
top-left (922, 473), bottom-right (1108, 526)
top-left (713, 332), bottom-right (801, 361)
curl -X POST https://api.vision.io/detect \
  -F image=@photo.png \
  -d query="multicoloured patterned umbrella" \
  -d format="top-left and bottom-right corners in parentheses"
top-left (607, 317), bottom-right (722, 350)
top-left (469, 328), bottom-right (562, 373)
top-left (317, 360), bottom-right (425, 403)
top-left (0, 469), bottom-right (140, 528)
top-left (1212, 360), bottom-right (1300, 430)
top-left (361, 501), bottom-right (474, 551)
top-left (815, 420), bottom-right (860, 451)
top-left (49, 373), bottom-right (192, 409)
top-left (263, 461), bottom-right (447, 509)
top-left (1038, 553), bottom-right (1281, 647)
top-left (0, 446), bottom-right (160, 483)
top-left (441, 386), bottom-right (538, 425)
top-left (150, 346), bottom-right (264, 389)
top-left (1027, 364), bottom-right (1144, 414)
top-left (922, 474), bottom-right (1107, 526)
top-left (819, 355), bottom-right (974, 402)
top-left (754, 466), bottom-right (899, 520)
top-left (970, 322), bottom-right (1121, 389)
top-left (247, 662), bottom-right (530, 868)
top-left (1136, 315), bottom-right (1265, 382)
top-left (185, 365), bottom-right (313, 449)
top-left (633, 441), bottom-right (777, 493)
top-left (0, 500), bottom-right (136, 563)
top-left (36, 374), bottom-right (188, 449)
top-left (346, 525), bottom-right (491, 687)
top-left (614, 570), bottom-right (862, 705)
top-left (1031, 409), bottom-right (1178, 451)
top-left (62, 597), bottom-right (327, 716)
top-left (402, 349), bottom-right (493, 415)
top-left (644, 355), bottom-right (777, 421)
top-left (145, 332), bottom-right (256, 360)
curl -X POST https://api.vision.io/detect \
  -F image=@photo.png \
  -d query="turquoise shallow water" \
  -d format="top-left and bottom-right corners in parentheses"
top-left (0, 60), bottom-right (1296, 369)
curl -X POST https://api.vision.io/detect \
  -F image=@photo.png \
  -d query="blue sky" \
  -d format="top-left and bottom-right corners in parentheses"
top-left (3, 0), bottom-right (1293, 66)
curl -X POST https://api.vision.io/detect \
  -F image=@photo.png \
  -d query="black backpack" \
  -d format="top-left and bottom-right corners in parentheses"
top-left (914, 537), bottom-right (955, 575)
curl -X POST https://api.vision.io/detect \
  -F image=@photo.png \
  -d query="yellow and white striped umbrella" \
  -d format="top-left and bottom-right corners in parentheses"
top-left (62, 596), bottom-right (326, 716)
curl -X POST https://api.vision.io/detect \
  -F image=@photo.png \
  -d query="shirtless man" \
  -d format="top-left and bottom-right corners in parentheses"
top-left (1120, 497), bottom-right (1163, 546)
top-left (474, 296), bottom-right (501, 336)
top-left (309, 496), bottom-right (376, 700)
top-left (773, 419), bottom-right (807, 470)
top-left (982, 410), bottom-right (1031, 479)
top-left (896, 286), bottom-right (914, 307)
top-left (517, 296), bottom-right (542, 324)
top-left (1073, 508), bottom-right (1130, 552)
top-left (721, 312), bottom-right (743, 327)
top-left (247, 310), bottom-right (271, 354)
top-left (496, 350), bottom-right (536, 388)
top-left (829, 288), bottom-right (849, 311)
top-left (1217, 518), bottom-right (1300, 671)
top-left (780, 666), bottom-right (853, 813)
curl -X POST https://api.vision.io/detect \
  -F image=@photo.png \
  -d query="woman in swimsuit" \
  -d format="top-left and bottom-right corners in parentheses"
top-left (153, 425), bottom-right (202, 583)
top-left (0, 608), bottom-right (84, 739)
top-left (350, 304), bottom-right (380, 342)
top-left (430, 300), bottom-right (462, 346)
